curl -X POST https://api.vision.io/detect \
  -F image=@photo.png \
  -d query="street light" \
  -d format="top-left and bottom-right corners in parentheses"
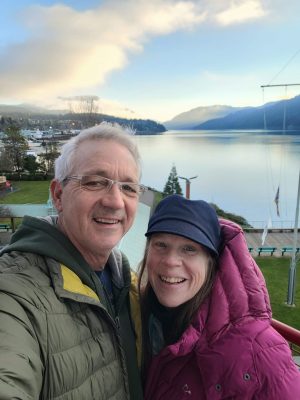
top-left (178, 175), bottom-right (198, 199)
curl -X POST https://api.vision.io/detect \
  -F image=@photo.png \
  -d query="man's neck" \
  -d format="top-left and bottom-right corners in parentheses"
top-left (56, 216), bottom-right (109, 270)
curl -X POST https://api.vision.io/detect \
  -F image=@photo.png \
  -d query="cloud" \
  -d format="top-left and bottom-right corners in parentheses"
top-left (0, 0), bottom-right (270, 113)
top-left (215, 0), bottom-right (267, 26)
top-left (0, 0), bottom-right (205, 105)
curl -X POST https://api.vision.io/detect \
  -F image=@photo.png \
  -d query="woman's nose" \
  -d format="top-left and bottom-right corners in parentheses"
top-left (162, 250), bottom-right (182, 267)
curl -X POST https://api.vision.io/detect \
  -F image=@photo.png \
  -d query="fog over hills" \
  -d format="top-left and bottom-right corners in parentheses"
top-left (2, 95), bottom-right (300, 131)
top-left (0, 103), bottom-right (68, 115)
top-left (164, 95), bottom-right (300, 130)
top-left (164, 105), bottom-right (244, 130)
top-left (0, 103), bottom-right (166, 134)
top-left (195, 95), bottom-right (300, 130)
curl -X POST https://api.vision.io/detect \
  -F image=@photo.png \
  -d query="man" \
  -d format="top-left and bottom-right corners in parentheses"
top-left (0, 122), bottom-right (145, 399)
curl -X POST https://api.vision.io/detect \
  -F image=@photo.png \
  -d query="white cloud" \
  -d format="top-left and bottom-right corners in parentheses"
top-left (0, 0), bottom-right (273, 117)
top-left (0, 0), bottom-right (205, 105)
top-left (215, 0), bottom-right (267, 26)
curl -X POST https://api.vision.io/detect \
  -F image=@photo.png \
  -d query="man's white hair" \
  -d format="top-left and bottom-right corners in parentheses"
top-left (54, 122), bottom-right (141, 181)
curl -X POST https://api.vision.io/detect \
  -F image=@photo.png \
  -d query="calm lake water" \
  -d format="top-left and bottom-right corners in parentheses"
top-left (134, 130), bottom-right (300, 228)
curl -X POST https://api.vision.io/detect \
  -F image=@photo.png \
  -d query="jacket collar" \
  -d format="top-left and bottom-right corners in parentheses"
top-left (48, 260), bottom-right (102, 305)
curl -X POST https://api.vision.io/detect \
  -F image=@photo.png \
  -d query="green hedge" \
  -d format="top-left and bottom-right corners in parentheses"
top-left (5, 173), bottom-right (53, 181)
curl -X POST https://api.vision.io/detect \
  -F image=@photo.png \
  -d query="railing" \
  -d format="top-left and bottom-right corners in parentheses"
top-left (246, 221), bottom-right (296, 229)
top-left (272, 319), bottom-right (300, 367)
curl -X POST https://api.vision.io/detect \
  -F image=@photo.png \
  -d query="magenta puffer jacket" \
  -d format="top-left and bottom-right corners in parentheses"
top-left (144, 219), bottom-right (300, 399)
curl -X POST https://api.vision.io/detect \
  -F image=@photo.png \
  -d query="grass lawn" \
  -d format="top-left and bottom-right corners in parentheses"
top-left (0, 180), bottom-right (51, 204)
top-left (255, 257), bottom-right (300, 330)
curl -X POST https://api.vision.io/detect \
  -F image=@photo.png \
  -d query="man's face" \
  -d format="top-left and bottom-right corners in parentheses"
top-left (51, 139), bottom-right (140, 268)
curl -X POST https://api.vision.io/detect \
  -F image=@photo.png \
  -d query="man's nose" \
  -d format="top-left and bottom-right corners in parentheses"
top-left (101, 182), bottom-right (125, 208)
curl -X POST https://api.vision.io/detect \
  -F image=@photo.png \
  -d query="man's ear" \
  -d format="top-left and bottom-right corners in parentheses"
top-left (50, 179), bottom-right (63, 212)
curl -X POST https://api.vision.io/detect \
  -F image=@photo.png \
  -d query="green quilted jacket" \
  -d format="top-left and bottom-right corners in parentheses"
top-left (0, 216), bottom-right (143, 399)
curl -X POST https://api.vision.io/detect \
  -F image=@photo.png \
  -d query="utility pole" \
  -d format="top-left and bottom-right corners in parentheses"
top-left (178, 176), bottom-right (198, 199)
top-left (286, 169), bottom-right (300, 306)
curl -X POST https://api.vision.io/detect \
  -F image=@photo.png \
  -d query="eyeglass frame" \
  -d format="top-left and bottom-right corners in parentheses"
top-left (62, 174), bottom-right (148, 198)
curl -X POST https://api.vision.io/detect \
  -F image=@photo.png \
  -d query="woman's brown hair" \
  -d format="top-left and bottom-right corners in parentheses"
top-left (138, 237), bottom-right (218, 374)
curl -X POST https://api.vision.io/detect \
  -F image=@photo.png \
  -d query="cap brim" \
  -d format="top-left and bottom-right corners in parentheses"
top-left (146, 219), bottom-right (218, 255)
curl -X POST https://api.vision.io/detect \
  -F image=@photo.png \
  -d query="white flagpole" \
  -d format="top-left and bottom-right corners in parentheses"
top-left (286, 169), bottom-right (300, 306)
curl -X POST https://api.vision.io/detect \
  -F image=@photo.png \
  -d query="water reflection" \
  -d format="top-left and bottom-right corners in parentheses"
top-left (135, 130), bottom-right (300, 228)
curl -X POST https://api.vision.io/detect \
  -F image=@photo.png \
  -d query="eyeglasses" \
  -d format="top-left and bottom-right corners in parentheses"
top-left (63, 175), bottom-right (147, 198)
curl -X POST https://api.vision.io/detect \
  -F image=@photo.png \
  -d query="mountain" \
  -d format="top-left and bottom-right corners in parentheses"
top-left (0, 103), bottom-right (67, 115)
top-left (195, 95), bottom-right (300, 130)
top-left (164, 105), bottom-right (243, 130)
top-left (0, 104), bottom-right (166, 134)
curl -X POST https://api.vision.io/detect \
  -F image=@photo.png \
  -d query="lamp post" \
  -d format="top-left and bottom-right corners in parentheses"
top-left (179, 176), bottom-right (198, 199)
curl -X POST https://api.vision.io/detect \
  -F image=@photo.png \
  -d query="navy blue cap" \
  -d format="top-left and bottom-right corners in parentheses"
top-left (145, 194), bottom-right (220, 255)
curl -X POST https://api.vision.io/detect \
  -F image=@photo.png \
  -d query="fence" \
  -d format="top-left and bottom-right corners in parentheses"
top-left (247, 221), bottom-right (296, 229)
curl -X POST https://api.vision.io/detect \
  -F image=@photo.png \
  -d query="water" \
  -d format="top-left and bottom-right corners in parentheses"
top-left (134, 130), bottom-right (300, 228)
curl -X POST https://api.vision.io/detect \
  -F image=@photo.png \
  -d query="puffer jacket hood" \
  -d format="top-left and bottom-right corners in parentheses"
top-left (197, 218), bottom-right (271, 340)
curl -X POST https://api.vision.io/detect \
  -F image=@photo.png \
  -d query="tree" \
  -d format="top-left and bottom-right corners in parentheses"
top-left (163, 165), bottom-right (183, 196)
top-left (2, 125), bottom-right (29, 172)
top-left (23, 155), bottom-right (40, 174)
top-left (0, 148), bottom-right (14, 172)
top-left (0, 205), bottom-right (13, 217)
top-left (38, 141), bottom-right (60, 175)
top-left (60, 95), bottom-right (100, 128)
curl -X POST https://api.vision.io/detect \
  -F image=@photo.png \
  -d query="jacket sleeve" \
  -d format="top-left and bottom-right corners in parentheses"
top-left (0, 292), bottom-right (44, 399)
top-left (254, 332), bottom-right (300, 399)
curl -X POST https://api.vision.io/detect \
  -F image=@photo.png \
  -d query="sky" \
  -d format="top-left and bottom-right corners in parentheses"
top-left (1, 0), bottom-right (300, 122)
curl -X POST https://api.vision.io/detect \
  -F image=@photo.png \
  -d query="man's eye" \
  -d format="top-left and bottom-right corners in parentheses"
top-left (121, 183), bottom-right (137, 193)
top-left (86, 181), bottom-right (101, 187)
top-left (83, 178), bottom-right (108, 188)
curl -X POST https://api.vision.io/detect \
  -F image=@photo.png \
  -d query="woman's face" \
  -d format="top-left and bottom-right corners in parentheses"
top-left (146, 233), bottom-right (210, 308)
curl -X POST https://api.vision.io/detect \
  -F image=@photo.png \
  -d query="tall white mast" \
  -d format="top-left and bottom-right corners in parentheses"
top-left (286, 170), bottom-right (300, 306)
top-left (261, 83), bottom-right (300, 306)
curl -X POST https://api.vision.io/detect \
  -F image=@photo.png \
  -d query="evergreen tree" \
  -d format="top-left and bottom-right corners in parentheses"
top-left (38, 141), bottom-right (60, 175)
top-left (2, 125), bottom-right (29, 172)
top-left (23, 155), bottom-right (40, 174)
top-left (0, 148), bottom-right (14, 172)
top-left (163, 165), bottom-right (183, 197)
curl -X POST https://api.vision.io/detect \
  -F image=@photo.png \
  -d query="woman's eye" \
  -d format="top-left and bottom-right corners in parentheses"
top-left (153, 241), bottom-right (167, 249)
top-left (183, 246), bottom-right (196, 253)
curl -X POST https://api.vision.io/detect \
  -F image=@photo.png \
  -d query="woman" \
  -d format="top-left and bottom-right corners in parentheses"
top-left (139, 194), bottom-right (300, 399)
